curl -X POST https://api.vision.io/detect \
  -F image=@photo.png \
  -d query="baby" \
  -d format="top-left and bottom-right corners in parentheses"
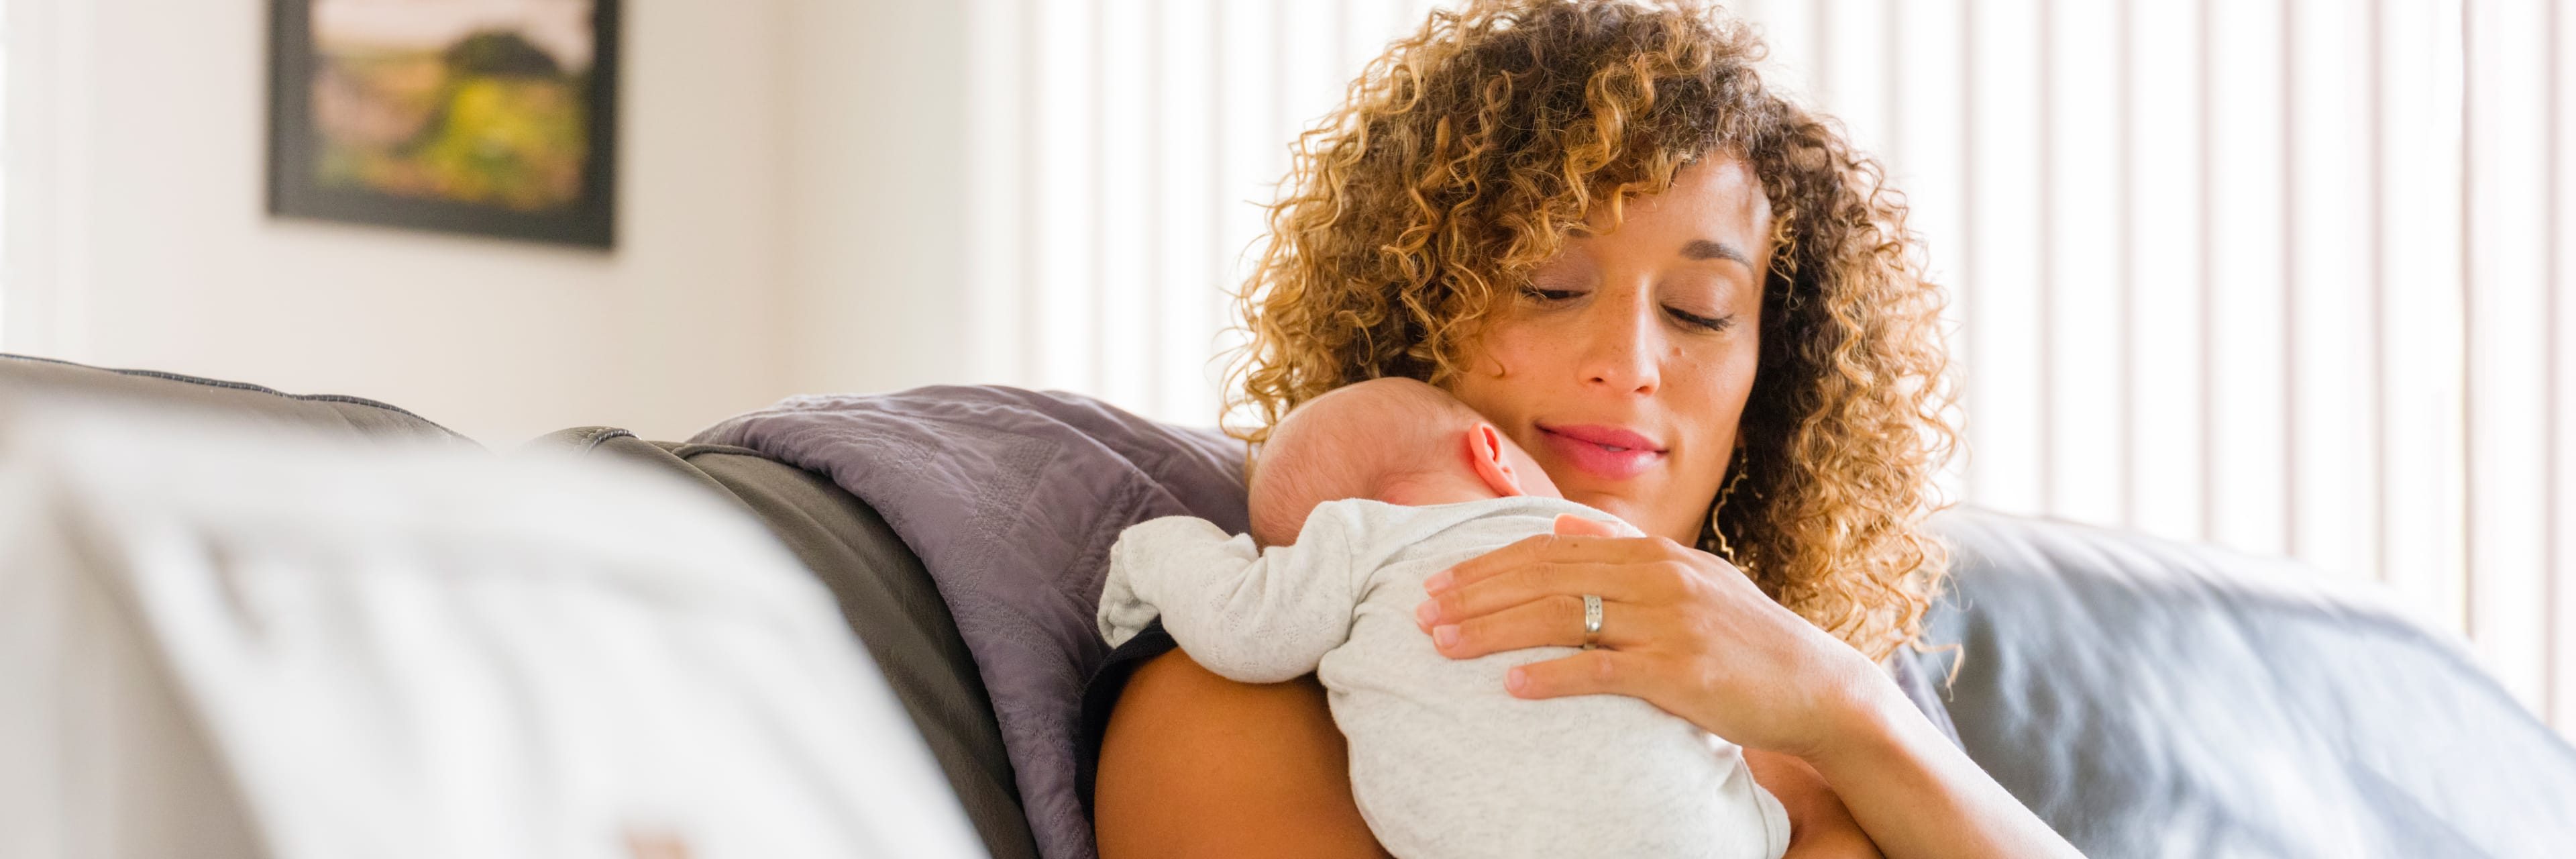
top-left (1096, 378), bottom-right (1788, 859)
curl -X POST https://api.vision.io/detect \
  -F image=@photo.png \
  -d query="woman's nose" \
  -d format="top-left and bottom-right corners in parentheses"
top-left (1577, 297), bottom-right (1662, 396)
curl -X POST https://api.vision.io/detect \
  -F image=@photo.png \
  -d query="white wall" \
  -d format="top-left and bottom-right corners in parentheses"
top-left (3, 0), bottom-right (811, 446)
top-left (777, 0), bottom-right (976, 401)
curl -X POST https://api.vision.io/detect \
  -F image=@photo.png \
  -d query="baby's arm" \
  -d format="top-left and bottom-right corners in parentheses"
top-left (1099, 511), bottom-right (1366, 684)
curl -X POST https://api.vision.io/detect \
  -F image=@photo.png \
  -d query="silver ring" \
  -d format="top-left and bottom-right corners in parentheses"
top-left (1581, 594), bottom-right (1603, 650)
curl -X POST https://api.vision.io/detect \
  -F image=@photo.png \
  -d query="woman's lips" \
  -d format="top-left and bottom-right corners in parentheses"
top-left (1536, 423), bottom-right (1666, 481)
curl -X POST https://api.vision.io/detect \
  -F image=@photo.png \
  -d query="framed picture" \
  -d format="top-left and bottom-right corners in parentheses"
top-left (268, 0), bottom-right (620, 248)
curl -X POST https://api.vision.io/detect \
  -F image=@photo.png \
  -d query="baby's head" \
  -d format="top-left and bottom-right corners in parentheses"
top-left (1247, 378), bottom-right (1560, 546)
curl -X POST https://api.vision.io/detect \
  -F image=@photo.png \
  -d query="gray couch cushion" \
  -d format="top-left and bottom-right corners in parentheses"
top-left (1921, 508), bottom-right (2576, 858)
top-left (0, 354), bottom-right (470, 445)
top-left (532, 427), bottom-right (1039, 859)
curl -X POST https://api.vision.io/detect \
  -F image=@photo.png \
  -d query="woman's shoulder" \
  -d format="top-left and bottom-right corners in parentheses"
top-left (1077, 619), bottom-right (1181, 810)
top-left (1087, 644), bottom-right (1391, 858)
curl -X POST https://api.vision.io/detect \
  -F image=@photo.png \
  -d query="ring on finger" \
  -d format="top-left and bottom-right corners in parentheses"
top-left (1580, 593), bottom-right (1603, 650)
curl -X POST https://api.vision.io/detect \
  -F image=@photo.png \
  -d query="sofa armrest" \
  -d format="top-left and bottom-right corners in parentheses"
top-left (2, 353), bottom-right (471, 445)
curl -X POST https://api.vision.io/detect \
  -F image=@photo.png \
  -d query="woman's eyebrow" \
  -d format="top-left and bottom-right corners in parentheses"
top-left (1679, 239), bottom-right (1752, 266)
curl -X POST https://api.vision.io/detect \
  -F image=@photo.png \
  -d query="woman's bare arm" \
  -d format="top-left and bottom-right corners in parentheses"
top-left (1796, 681), bottom-right (2079, 859)
top-left (1092, 649), bottom-right (1393, 859)
top-left (1746, 748), bottom-right (1884, 858)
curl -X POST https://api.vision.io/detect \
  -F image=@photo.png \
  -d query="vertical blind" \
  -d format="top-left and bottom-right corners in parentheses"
top-left (961, 0), bottom-right (2573, 735)
top-left (963, 0), bottom-right (1454, 425)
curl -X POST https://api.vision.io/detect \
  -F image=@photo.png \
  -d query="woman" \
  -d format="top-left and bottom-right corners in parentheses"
top-left (1085, 2), bottom-right (2082, 856)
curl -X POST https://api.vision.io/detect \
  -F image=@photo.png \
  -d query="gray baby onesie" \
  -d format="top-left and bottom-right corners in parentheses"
top-left (1097, 495), bottom-right (1790, 859)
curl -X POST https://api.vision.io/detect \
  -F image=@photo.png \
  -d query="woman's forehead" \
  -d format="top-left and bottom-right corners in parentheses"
top-left (1570, 156), bottom-right (1773, 265)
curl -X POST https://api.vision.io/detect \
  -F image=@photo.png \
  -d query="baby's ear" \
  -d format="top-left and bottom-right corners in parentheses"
top-left (1465, 425), bottom-right (1526, 497)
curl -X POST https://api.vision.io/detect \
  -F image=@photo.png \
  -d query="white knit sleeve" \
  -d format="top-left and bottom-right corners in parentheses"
top-left (1095, 509), bottom-right (1365, 684)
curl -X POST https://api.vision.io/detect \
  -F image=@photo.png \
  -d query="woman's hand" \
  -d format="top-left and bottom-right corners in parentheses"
top-left (1415, 516), bottom-right (2084, 859)
top-left (1411, 514), bottom-right (1890, 760)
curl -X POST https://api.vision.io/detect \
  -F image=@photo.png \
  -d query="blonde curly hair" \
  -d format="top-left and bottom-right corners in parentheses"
top-left (1222, 0), bottom-right (1957, 660)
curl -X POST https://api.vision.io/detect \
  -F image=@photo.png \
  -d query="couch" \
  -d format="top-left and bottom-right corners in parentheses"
top-left (9, 351), bottom-right (2573, 859)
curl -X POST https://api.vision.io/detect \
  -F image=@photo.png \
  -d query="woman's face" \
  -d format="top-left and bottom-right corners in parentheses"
top-left (1445, 156), bottom-right (1772, 544)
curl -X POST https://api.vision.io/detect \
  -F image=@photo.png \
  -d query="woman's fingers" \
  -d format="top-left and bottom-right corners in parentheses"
top-left (1415, 561), bottom-right (1667, 628)
top-left (1503, 648), bottom-right (1660, 701)
top-left (1421, 533), bottom-right (1554, 593)
top-left (1423, 531), bottom-right (1672, 593)
top-left (1428, 595), bottom-right (1661, 658)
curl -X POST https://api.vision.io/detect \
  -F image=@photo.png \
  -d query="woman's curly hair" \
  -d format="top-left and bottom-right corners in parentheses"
top-left (1223, 0), bottom-right (1957, 660)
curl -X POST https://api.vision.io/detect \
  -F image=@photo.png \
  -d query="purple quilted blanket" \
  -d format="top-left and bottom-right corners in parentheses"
top-left (694, 386), bottom-right (1247, 859)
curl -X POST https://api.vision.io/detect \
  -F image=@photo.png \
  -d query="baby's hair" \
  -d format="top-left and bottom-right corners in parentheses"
top-left (1246, 378), bottom-right (1484, 546)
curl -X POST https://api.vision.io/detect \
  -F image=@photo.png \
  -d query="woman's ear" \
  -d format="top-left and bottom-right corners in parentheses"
top-left (1465, 425), bottom-right (1526, 497)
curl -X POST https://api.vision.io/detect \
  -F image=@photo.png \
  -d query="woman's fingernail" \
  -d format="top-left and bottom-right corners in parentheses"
top-left (1424, 570), bottom-right (1452, 592)
top-left (1415, 600), bottom-right (1440, 625)
top-left (1506, 668), bottom-right (1527, 693)
top-left (1434, 625), bottom-right (1459, 647)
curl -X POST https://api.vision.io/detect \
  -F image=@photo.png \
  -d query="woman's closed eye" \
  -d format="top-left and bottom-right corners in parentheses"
top-left (1665, 305), bottom-right (1735, 332)
top-left (1520, 285), bottom-right (1735, 332)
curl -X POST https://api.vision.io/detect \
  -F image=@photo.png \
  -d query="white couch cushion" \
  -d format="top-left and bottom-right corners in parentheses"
top-left (0, 400), bottom-right (987, 859)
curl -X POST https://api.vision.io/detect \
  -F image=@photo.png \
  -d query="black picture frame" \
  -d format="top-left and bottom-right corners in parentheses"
top-left (266, 0), bottom-right (620, 248)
